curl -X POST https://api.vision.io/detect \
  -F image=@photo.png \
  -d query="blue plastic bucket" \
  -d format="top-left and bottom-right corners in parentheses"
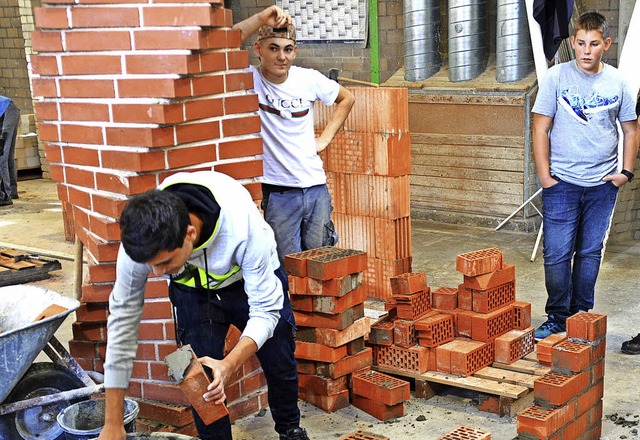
top-left (56, 398), bottom-right (139, 440)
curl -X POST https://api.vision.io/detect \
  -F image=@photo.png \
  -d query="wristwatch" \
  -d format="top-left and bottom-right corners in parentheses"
top-left (621, 169), bottom-right (634, 182)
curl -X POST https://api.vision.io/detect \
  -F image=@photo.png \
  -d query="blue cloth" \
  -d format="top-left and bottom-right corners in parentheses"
top-left (541, 178), bottom-right (618, 324)
top-left (261, 183), bottom-right (337, 268)
top-left (1, 100), bottom-right (20, 201)
top-left (168, 267), bottom-right (299, 440)
top-left (0, 96), bottom-right (10, 117)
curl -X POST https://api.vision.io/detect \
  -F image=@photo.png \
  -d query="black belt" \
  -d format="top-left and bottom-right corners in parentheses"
top-left (262, 183), bottom-right (302, 194)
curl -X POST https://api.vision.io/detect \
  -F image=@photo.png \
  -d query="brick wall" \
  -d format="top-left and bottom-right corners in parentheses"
top-left (0, 0), bottom-right (34, 113)
top-left (30, 0), bottom-right (267, 428)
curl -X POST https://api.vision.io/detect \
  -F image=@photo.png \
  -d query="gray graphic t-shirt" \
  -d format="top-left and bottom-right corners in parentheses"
top-left (532, 61), bottom-right (637, 187)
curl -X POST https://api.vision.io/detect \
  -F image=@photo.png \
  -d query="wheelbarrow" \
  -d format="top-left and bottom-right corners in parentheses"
top-left (0, 285), bottom-right (105, 440)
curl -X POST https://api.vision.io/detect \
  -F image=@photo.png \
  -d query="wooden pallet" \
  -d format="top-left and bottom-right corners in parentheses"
top-left (372, 354), bottom-right (550, 417)
top-left (0, 248), bottom-right (62, 287)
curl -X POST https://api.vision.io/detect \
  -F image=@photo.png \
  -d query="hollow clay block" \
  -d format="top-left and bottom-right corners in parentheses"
top-left (32, 304), bottom-right (68, 322)
top-left (165, 345), bottom-right (228, 424)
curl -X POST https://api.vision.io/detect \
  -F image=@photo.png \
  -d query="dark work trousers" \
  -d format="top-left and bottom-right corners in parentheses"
top-left (168, 267), bottom-right (300, 440)
top-left (0, 101), bottom-right (19, 202)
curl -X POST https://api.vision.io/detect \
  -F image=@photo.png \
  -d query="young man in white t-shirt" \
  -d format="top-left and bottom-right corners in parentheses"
top-left (234, 6), bottom-right (355, 268)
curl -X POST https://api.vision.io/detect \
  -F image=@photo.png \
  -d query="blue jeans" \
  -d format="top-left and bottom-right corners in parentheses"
top-left (262, 183), bottom-right (337, 267)
top-left (168, 268), bottom-right (299, 440)
top-left (0, 101), bottom-right (19, 202)
top-left (541, 178), bottom-right (618, 324)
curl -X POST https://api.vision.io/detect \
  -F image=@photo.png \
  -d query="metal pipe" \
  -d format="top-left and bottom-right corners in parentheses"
top-left (404, 0), bottom-right (442, 81)
top-left (448, 0), bottom-right (488, 82)
top-left (496, 0), bottom-right (535, 82)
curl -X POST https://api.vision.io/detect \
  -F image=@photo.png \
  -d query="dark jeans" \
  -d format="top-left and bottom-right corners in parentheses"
top-left (0, 101), bottom-right (19, 201)
top-left (168, 267), bottom-right (300, 440)
top-left (541, 178), bottom-right (618, 324)
top-left (262, 183), bottom-right (337, 268)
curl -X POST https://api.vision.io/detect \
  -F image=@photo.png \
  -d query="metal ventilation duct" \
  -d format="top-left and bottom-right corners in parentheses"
top-left (404, 0), bottom-right (442, 81)
top-left (447, 0), bottom-right (488, 82)
top-left (496, 0), bottom-right (535, 82)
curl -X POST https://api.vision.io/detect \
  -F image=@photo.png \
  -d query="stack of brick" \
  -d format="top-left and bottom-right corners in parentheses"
top-left (433, 248), bottom-right (535, 376)
top-left (437, 426), bottom-right (491, 439)
top-left (285, 246), bottom-right (374, 412)
top-left (315, 87), bottom-right (412, 300)
top-left (340, 431), bottom-right (389, 440)
top-left (30, 0), bottom-right (270, 430)
top-left (351, 368), bottom-right (411, 421)
top-left (517, 312), bottom-right (607, 439)
top-left (367, 272), bottom-right (433, 374)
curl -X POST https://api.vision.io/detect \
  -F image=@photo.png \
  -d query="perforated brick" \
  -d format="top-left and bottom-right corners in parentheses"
top-left (394, 288), bottom-right (432, 320)
top-left (536, 333), bottom-right (567, 366)
top-left (415, 312), bottom-right (455, 348)
top-left (307, 272), bottom-right (363, 297)
top-left (494, 327), bottom-right (534, 364)
top-left (432, 286), bottom-right (458, 310)
top-left (552, 340), bottom-right (592, 373)
top-left (471, 280), bottom-right (515, 314)
top-left (339, 431), bottom-right (389, 440)
top-left (352, 369), bottom-right (410, 406)
top-left (471, 306), bottom-right (515, 342)
top-left (463, 263), bottom-right (515, 290)
top-left (372, 344), bottom-right (430, 374)
top-left (566, 312), bottom-right (607, 342)
top-left (393, 319), bottom-right (417, 348)
top-left (437, 425), bottom-right (491, 439)
top-left (534, 371), bottom-right (589, 406)
top-left (389, 272), bottom-right (427, 295)
top-left (369, 316), bottom-right (395, 346)
top-left (351, 394), bottom-right (404, 421)
top-left (456, 248), bottom-right (504, 277)
top-left (457, 285), bottom-right (473, 310)
top-left (517, 404), bottom-right (574, 439)
top-left (436, 338), bottom-right (494, 377)
top-left (299, 388), bottom-right (350, 412)
top-left (306, 248), bottom-right (367, 280)
top-left (511, 301), bottom-right (532, 330)
top-left (284, 246), bottom-right (335, 276)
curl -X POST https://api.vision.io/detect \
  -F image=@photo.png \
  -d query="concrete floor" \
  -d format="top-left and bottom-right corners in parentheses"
top-left (1, 178), bottom-right (639, 439)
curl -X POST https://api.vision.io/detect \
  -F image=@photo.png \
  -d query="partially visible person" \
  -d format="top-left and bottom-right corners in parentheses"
top-left (0, 95), bottom-right (20, 206)
top-left (98, 171), bottom-right (308, 440)
top-left (532, 11), bottom-right (639, 339)
top-left (620, 91), bottom-right (640, 355)
top-left (233, 6), bottom-right (355, 268)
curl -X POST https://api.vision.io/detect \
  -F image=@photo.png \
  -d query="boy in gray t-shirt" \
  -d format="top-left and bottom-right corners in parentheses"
top-left (532, 11), bottom-right (638, 339)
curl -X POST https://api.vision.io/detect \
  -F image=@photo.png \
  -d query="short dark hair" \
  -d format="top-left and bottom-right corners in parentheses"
top-left (119, 190), bottom-right (190, 263)
top-left (574, 12), bottom-right (608, 39)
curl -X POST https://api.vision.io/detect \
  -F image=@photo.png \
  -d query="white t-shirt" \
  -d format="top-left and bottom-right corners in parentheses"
top-left (250, 65), bottom-right (340, 188)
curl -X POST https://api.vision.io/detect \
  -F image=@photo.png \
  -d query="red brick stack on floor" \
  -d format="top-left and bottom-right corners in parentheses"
top-left (285, 247), bottom-right (373, 412)
top-left (30, 0), bottom-right (268, 432)
top-left (437, 425), bottom-right (491, 439)
top-left (517, 312), bottom-right (606, 439)
top-left (368, 248), bottom-right (535, 379)
top-left (350, 368), bottom-right (410, 421)
top-left (314, 87), bottom-right (412, 300)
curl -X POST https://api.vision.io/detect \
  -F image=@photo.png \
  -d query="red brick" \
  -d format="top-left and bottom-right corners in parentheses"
top-left (135, 399), bottom-right (193, 428)
top-left (32, 55), bottom-right (59, 75)
top-left (35, 7), bottom-right (70, 29)
top-left (369, 315), bottom-right (395, 346)
top-left (293, 303), bottom-right (364, 331)
top-left (59, 79), bottom-right (116, 98)
top-left (470, 305), bottom-right (515, 342)
top-left (71, 7), bottom-right (140, 28)
top-left (307, 272), bottom-right (363, 297)
top-left (218, 137), bottom-right (263, 160)
top-left (457, 285), bottom-right (473, 310)
top-left (552, 340), bottom-right (592, 373)
top-left (308, 284), bottom-right (367, 314)
top-left (562, 409), bottom-right (588, 440)
top-left (456, 248), bottom-right (504, 277)
top-left (576, 381), bottom-right (604, 416)
top-left (389, 272), bottom-right (427, 295)
top-left (373, 344), bottom-right (430, 374)
top-left (32, 30), bottom-right (63, 52)
top-left (298, 374), bottom-right (348, 396)
top-left (72, 321), bottom-right (106, 341)
top-left (511, 301), bottom-right (532, 330)
top-left (471, 280), bottom-right (516, 314)
top-left (184, 98), bottom-right (224, 120)
top-left (351, 369), bottom-right (410, 406)
top-left (536, 333), bottom-right (567, 366)
top-left (432, 286), bottom-right (458, 310)
top-left (394, 288), bottom-right (431, 320)
top-left (339, 431), bottom-right (389, 440)
top-left (534, 371), bottom-right (589, 407)
top-left (437, 425), bottom-right (491, 439)
top-left (517, 404), bottom-right (574, 439)
top-left (566, 312), bottom-right (607, 342)
top-left (315, 347), bottom-right (373, 379)
top-left (437, 338), bottom-right (494, 377)
top-left (61, 54), bottom-right (122, 75)
top-left (283, 246), bottom-right (334, 277)
top-left (299, 388), bottom-right (349, 413)
top-left (295, 341), bottom-right (347, 363)
top-left (351, 394), bottom-right (404, 421)
top-left (415, 312), bottom-right (455, 348)
top-left (494, 327), bottom-right (535, 364)
top-left (66, 30), bottom-right (132, 51)
top-left (311, 317), bottom-right (370, 348)
top-left (393, 319), bottom-right (416, 348)
top-left (306, 248), bottom-right (367, 280)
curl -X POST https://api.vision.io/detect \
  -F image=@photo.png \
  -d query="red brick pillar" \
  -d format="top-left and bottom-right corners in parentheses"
top-left (30, 0), bottom-right (267, 430)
